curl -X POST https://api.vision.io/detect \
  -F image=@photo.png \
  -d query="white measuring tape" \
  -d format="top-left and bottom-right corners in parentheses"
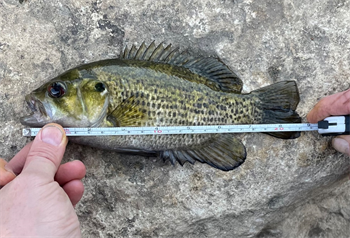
top-left (22, 116), bottom-right (349, 137)
top-left (23, 123), bottom-right (319, 136)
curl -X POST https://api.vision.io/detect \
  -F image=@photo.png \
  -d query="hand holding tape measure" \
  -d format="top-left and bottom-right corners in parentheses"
top-left (307, 89), bottom-right (350, 156)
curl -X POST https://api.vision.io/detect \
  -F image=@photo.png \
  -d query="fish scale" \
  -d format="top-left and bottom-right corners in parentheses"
top-left (101, 66), bottom-right (255, 127)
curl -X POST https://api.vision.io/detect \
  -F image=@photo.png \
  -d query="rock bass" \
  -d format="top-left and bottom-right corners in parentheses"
top-left (21, 42), bottom-right (301, 171)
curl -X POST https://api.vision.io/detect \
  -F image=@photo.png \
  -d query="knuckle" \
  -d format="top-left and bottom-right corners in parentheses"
top-left (318, 97), bottom-right (325, 103)
top-left (27, 144), bottom-right (60, 167)
top-left (318, 97), bottom-right (328, 106)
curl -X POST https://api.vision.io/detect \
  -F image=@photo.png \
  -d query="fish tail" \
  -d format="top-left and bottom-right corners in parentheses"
top-left (253, 80), bottom-right (301, 139)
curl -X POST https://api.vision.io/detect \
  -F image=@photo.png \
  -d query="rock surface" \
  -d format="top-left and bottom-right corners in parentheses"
top-left (1, 0), bottom-right (350, 237)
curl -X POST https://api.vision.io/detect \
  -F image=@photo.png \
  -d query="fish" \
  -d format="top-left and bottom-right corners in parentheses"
top-left (20, 42), bottom-right (301, 171)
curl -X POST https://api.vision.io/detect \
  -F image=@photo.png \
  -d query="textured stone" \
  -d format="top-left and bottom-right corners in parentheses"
top-left (1, 0), bottom-right (350, 237)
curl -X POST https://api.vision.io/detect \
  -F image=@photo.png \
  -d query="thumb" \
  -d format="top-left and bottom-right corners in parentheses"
top-left (332, 135), bottom-right (350, 156)
top-left (22, 124), bottom-right (68, 183)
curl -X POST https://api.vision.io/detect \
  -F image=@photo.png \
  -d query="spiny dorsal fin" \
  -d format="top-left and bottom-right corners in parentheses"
top-left (120, 42), bottom-right (243, 93)
top-left (160, 134), bottom-right (246, 171)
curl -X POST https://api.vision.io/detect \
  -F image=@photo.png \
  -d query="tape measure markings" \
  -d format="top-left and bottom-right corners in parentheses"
top-left (23, 123), bottom-right (319, 137)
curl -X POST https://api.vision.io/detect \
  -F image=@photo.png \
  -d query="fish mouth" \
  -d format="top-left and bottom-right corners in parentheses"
top-left (20, 95), bottom-right (51, 127)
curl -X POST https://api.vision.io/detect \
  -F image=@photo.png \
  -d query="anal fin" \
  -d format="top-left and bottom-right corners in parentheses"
top-left (160, 134), bottom-right (246, 171)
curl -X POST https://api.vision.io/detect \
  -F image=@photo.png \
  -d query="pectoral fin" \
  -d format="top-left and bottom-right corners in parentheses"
top-left (107, 96), bottom-right (147, 127)
top-left (160, 134), bottom-right (246, 171)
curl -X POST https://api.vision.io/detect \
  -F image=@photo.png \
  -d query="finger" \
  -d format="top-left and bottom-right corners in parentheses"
top-left (307, 89), bottom-right (350, 123)
top-left (55, 160), bottom-right (86, 187)
top-left (332, 135), bottom-right (350, 156)
top-left (21, 124), bottom-right (68, 183)
top-left (0, 158), bottom-right (16, 186)
top-left (62, 179), bottom-right (85, 206)
top-left (5, 142), bottom-right (33, 175)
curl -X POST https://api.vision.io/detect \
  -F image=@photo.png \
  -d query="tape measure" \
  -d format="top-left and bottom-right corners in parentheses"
top-left (22, 116), bottom-right (350, 137)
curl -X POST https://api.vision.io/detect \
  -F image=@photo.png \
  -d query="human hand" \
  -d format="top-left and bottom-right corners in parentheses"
top-left (0, 123), bottom-right (86, 237)
top-left (307, 89), bottom-right (350, 156)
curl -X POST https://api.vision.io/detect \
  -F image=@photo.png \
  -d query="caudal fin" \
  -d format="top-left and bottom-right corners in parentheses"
top-left (252, 81), bottom-right (301, 139)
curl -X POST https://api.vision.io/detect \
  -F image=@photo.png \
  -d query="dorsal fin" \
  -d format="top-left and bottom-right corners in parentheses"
top-left (120, 42), bottom-right (243, 93)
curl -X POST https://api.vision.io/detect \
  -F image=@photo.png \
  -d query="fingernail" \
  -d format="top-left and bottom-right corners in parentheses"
top-left (0, 159), bottom-right (16, 186)
top-left (1, 159), bottom-right (15, 176)
top-left (332, 138), bottom-right (350, 155)
top-left (4, 164), bottom-right (15, 175)
top-left (41, 125), bottom-right (64, 146)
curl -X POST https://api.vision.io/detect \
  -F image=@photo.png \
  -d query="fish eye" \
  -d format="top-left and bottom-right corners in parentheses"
top-left (95, 82), bottom-right (106, 92)
top-left (48, 82), bottom-right (66, 98)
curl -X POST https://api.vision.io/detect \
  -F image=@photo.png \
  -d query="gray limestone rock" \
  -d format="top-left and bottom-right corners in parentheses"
top-left (0, 0), bottom-right (349, 237)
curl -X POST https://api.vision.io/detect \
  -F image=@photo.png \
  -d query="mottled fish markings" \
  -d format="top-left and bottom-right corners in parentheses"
top-left (21, 42), bottom-right (301, 171)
